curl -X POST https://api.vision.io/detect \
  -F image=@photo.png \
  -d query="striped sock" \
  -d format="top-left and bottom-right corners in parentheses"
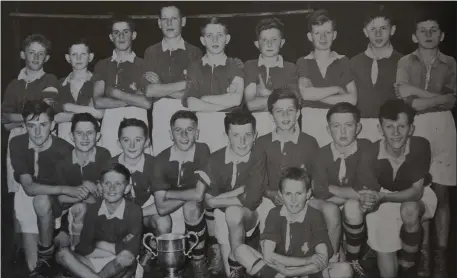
top-left (37, 243), bottom-right (54, 262)
top-left (186, 216), bottom-right (207, 261)
top-left (344, 221), bottom-right (365, 261)
top-left (399, 225), bottom-right (422, 269)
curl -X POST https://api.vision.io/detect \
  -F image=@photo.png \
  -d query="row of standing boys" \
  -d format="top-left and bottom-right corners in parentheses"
top-left (1, 4), bottom-right (456, 278)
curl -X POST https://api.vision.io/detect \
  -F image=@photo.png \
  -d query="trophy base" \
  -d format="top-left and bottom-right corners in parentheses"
top-left (163, 268), bottom-right (183, 278)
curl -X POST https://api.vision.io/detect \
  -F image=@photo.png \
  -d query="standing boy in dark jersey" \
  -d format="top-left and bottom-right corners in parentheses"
top-left (56, 163), bottom-right (142, 278)
top-left (297, 10), bottom-right (357, 147)
top-left (150, 110), bottom-right (210, 277)
top-left (362, 100), bottom-right (437, 278)
top-left (182, 17), bottom-right (244, 112)
top-left (244, 18), bottom-right (299, 112)
top-left (143, 4), bottom-right (202, 100)
top-left (9, 101), bottom-right (79, 277)
top-left (55, 40), bottom-right (104, 145)
top-left (350, 9), bottom-right (403, 142)
top-left (232, 167), bottom-right (353, 278)
top-left (93, 15), bottom-right (152, 156)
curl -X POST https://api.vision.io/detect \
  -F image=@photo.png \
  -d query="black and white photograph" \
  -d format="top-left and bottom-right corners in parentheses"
top-left (1, 1), bottom-right (456, 278)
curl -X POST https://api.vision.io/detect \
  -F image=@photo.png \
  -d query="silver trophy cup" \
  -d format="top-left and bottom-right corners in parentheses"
top-left (142, 232), bottom-right (198, 278)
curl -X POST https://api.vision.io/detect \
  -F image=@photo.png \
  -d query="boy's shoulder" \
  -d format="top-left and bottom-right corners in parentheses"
top-left (226, 57), bottom-right (244, 68)
top-left (95, 146), bottom-right (112, 161)
top-left (144, 42), bottom-right (163, 56)
top-left (9, 133), bottom-right (29, 150)
top-left (51, 136), bottom-right (74, 153)
top-left (124, 199), bottom-right (142, 215)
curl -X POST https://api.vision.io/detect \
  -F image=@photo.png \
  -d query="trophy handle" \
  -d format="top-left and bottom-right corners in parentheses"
top-left (184, 231), bottom-right (199, 258)
top-left (142, 233), bottom-right (158, 258)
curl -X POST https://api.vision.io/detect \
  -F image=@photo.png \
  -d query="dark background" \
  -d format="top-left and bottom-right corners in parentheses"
top-left (1, 1), bottom-right (456, 277)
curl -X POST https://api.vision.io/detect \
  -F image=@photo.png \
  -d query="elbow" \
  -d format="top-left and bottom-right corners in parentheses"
top-left (93, 98), bottom-right (102, 109)
top-left (194, 189), bottom-right (205, 203)
top-left (157, 207), bottom-right (169, 217)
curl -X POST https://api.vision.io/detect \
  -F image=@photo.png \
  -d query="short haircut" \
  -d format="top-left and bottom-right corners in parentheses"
top-left (68, 38), bottom-right (91, 54)
top-left (170, 110), bottom-right (198, 127)
top-left (111, 14), bottom-right (135, 32)
top-left (22, 100), bottom-right (55, 122)
top-left (307, 9), bottom-right (336, 32)
top-left (117, 118), bottom-right (149, 139)
top-left (224, 109), bottom-right (257, 134)
top-left (200, 17), bottom-right (228, 36)
top-left (71, 113), bottom-right (100, 133)
top-left (159, 3), bottom-right (183, 18)
top-left (326, 102), bottom-right (361, 123)
top-left (378, 99), bottom-right (416, 125)
top-left (100, 162), bottom-right (131, 184)
top-left (267, 88), bottom-right (300, 113)
top-left (363, 6), bottom-right (394, 27)
top-left (22, 33), bottom-right (52, 54)
top-left (255, 17), bottom-right (285, 39)
top-left (279, 167), bottom-right (312, 193)
top-left (413, 12), bottom-right (442, 31)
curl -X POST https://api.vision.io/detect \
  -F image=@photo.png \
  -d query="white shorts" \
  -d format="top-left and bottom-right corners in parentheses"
top-left (14, 186), bottom-right (61, 234)
top-left (301, 107), bottom-right (332, 147)
top-left (413, 111), bottom-right (456, 186)
top-left (366, 186), bottom-right (437, 253)
top-left (143, 195), bottom-right (185, 234)
top-left (151, 99), bottom-right (276, 155)
top-left (100, 107), bottom-right (152, 157)
top-left (214, 197), bottom-right (273, 245)
top-left (359, 118), bottom-right (383, 143)
top-left (87, 255), bottom-right (116, 273)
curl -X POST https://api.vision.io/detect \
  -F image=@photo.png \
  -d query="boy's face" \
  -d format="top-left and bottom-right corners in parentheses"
top-left (363, 17), bottom-right (396, 48)
top-left (200, 24), bottom-right (230, 55)
top-left (279, 178), bottom-right (308, 214)
top-left (327, 113), bottom-right (360, 148)
top-left (158, 6), bottom-right (186, 39)
top-left (110, 22), bottom-right (137, 51)
top-left (255, 28), bottom-right (285, 58)
top-left (307, 21), bottom-right (336, 51)
top-left (227, 123), bottom-right (256, 157)
top-left (378, 113), bottom-right (414, 151)
top-left (101, 171), bottom-right (130, 204)
top-left (65, 44), bottom-right (94, 71)
top-left (25, 113), bottom-right (54, 147)
top-left (118, 126), bottom-right (149, 160)
top-left (413, 20), bottom-right (444, 49)
top-left (270, 98), bottom-right (300, 131)
top-left (170, 118), bottom-right (199, 151)
top-left (20, 42), bottom-right (49, 71)
top-left (71, 121), bottom-right (100, 153)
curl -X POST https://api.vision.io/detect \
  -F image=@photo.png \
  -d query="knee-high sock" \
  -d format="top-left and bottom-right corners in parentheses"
top-left (185, 215), bottom-right (207, 261)
top-left (343, 220), bottom-right (365, 261)
top-left (399, 225), bottom-right (422, 269)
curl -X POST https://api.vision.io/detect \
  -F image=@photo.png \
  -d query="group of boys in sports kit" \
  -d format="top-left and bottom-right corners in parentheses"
top-left (2, 4), bottom-right (455, 278)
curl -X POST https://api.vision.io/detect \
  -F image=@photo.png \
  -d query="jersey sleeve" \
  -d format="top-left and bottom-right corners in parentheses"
top-left (296, 57), bottom-right (310, 79)
top-left (198, 157), bottom-right (221, 197)
top-left (310, 209), bottom-right (333, 256)
top-left (238, 149), bottom-right (268, 211)
top-left (182, 62), bottom-right (201, 107)
top-left (229, 58), bottom-right (245, 80)
top-left (115, 204), bottom-right (143, 257)
top-left (93, 60), bottom-right (107, 82)
top-left (2, 81), bottom-right (19, 113)
top-left (243, 60), bottom-right (258, 86)
top-left (260, 208), bottom-right (281, 243)
top-left (339, 57), bottom-right (354, 86)
top-left (395, 55), bottom-right (412, 87)
top-left (143, 47), bottom-right (158, 74)
top-left (411, 138), bottom-right (432, 185)
top-left (9, 138), bottom-right (31, 182)
top-left (312, 151), bottom-right (332, 200)
top-left (74, 204), bottom-right (97, 256)
top-left (150, 154), bottom-right (172, 192)
top-left (443, 58), bottom-right (457, 94)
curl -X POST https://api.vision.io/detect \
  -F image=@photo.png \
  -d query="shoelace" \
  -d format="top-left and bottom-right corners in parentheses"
top-left (30, 260), bottom-right (51, 276)
top-left (349, 260), bottom-right (366, 277)
top-left (229, 268), bottom-right (244, 278)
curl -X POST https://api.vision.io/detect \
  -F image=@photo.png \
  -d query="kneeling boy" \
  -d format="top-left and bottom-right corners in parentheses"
top-left (150, 110), bottom-right (210, 277)
top-left (56, 163), bottom-right (142, 278)
top-left (234, 167), bottom-right (352, 278)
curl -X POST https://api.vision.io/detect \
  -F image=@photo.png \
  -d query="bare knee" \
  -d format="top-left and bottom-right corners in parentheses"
top-left (115, 250), bottom-right (135, 268)
top-left (400, 202), bottom-right (421, 225)
top-left (344, 199), bottom-right (363, 223)
top-left (225, 206), bottom-right (244, 227)
top-left (182, 201), bottom-right (203, 224)
top-left (328, 262), bottom-right (353, 278)
top-left (55, 247), bottom-right (71, 264)
top-left (33, 195), bottom-right (52, 216)
top-left (322, 202), bottom-right (341, 226)
top-left (71, 203), bottom-right (87, 221)
top-left (149, 214), bottom-right (172, 235)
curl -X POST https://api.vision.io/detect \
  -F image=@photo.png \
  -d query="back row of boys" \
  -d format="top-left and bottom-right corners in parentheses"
top-left (2, 4), bottom-right (455, 278)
